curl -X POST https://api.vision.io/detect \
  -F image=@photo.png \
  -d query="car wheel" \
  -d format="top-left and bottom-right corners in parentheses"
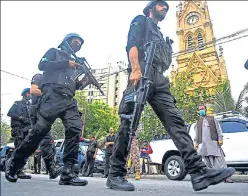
top-left (164, 155), bottom-right (187, 181)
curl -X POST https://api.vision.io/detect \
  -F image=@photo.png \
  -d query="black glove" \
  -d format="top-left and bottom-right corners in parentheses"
top-left (19, 116), bottom-right (29, 124)
top-left (23, 125), bottom-right (31, 133)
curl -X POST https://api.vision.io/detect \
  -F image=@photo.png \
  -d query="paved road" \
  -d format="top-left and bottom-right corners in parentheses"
top-left (1, 173), bottom-right (248, 196)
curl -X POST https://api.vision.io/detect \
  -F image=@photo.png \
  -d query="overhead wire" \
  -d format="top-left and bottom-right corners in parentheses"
top-left (1, 69), bottom-right (31, 81)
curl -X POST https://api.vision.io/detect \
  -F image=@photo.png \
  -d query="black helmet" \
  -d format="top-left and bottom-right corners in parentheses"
top-left (58, 33), bottom-right (84, 49)
top-left (21, 88), bottom-right (30, 96)
top-left (143, 0), bottom-right (169, 17)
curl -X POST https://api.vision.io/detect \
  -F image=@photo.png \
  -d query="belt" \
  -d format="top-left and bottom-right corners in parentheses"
top-left (43, 85), bottom-right (72, 98)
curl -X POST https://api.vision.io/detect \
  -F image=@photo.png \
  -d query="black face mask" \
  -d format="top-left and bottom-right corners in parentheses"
top-left (23, 95), bottom-right (31, 102)
top-left (152, 7), bottom-right (167, 21)
top-left (70, 42), bottom-right (81, 53)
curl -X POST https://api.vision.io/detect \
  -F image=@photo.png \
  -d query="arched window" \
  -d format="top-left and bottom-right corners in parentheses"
top-left (187, 35), bottom-right (193, 52)
top-left (198, 33), bottom-right (204, 50)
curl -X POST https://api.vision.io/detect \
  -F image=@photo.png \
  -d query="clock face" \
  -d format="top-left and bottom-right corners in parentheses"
top-left (185, 12), bottom-right (200, 25)
top-left (187, 15), bottom-right (199, 25)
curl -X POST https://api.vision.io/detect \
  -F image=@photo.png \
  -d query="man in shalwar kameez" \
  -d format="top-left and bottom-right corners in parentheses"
top-left (194, 104), bottom-right (233, 183)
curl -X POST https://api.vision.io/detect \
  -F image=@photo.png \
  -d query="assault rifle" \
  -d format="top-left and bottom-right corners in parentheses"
top-left (120, 42), bottom-right (156, 153)
top-left (166, 36), bottom-right (174, 52)
top-left (64, 41), bottom-right (104, 95)
top-left (25, 101), bottom-right (34, 130)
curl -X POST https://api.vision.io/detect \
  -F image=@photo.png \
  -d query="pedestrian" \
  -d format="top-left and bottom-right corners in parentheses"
top-left (82, 136), bottom-right (99, 177)
top-left (128, 127), bottom-right (141, 180)
top-left (140, 142), bottom-right (150, 175)
top-left (102, 127), bottom-right (116, 178)
top-left (33, 149), bottom-right (42, 174)
top-left (7, 88), bottom-right (32, 180)
top-left (194, 104), bottom-right (233, 183)
top-left (5, 33), bottom-right (90, 186)
top-left (107, 0), bottom-right (235, 191)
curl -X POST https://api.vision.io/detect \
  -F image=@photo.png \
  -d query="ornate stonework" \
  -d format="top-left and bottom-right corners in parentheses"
top-left (171, 0), bottom-right (228, 93)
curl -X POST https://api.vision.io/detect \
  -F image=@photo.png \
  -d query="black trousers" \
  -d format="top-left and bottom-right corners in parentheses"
top-left (10, 86), bottom-right (82, 171)
top-left (109, 62), bottom-right (205, 177)
top-left (83, 152), bottom-right (95, 176)
top-left (10, 126), bottom-right (29, 173)
top-left (34, 156), bottom-right (41, 173)
top-left (39, 132), bottom-right (56, 172)
top-left (104, 153), bottom-right (112, 176)
top-left (30, 103), bottom-right (56, 172)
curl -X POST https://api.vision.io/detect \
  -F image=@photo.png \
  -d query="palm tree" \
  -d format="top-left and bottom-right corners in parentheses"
top-left (244, 97), bottom-right (248, 118)
top-left (212, 80), bottom-right (248, 114)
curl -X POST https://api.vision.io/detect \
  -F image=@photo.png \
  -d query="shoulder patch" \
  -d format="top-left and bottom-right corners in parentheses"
top-left (41, 57), bottom-right (49, 62)
top-left (131, 21), bottom-right (139, 26)
top-left (130, 15), bottom-right (146, 26)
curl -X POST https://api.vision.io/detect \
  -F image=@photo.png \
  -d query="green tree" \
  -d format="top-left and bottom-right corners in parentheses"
top-left (74, 91), bottom-right (120, 141)
top-left (139, 104), bottom-right (165, 144)
top-left (51, 118), bottom-right (64, 140)
top-left (170, 72), bottom-right (213, 124)
top-left (212, 81), bottom-right (248, 114)
top-left (1, 120), bottom-right (11, 145)
top-left (84, 101), bottom-right (119, 139)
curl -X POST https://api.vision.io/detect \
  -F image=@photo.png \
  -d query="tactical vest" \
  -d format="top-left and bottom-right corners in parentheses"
top-left (41, 49), bottom-right (77, 97)
top-left (8, 100), bottom-right (29, 128)
top-left (142, 18), bottom-right (172, 72)
top-left (196, 116), bottom-right (218, 144)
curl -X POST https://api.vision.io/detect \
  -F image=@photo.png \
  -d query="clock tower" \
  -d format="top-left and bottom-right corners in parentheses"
top-left (171, 0), bottom-right (228, 95)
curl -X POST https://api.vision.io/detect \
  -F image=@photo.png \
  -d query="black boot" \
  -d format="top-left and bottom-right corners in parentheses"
top-left (59, 164), bottom-right (88, 186)
top-left (106, 176), bottom-right (135, 191)
top-left (18, 170), bottom-right (32, 179)
top-left (191, 167), bottom-right (236, 191)
top-left (44, 159), bottom-right (63, 180)
top-left (49, 166), bottom-right (63, 179)
top-left (5, 158), bottom-right (19, 183)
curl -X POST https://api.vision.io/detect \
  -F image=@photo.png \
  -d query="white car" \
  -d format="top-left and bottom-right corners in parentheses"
top-left (149, 113), bottom-right (248, 180)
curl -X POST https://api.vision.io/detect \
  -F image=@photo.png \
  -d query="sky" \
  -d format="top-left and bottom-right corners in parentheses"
top-left (1, 1), bottom-right (248, 122)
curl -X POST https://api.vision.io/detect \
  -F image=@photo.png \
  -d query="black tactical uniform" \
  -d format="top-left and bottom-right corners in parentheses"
top-left (30, 73), bottom-right (62, 179)
top-left (107, 0), bottom-right (235, 192)
top-left (82, 138), bottom-right (99, 177)
top-left (5, 33), bottom-right (89, 186)
top-left (103, 133), bottom-right (116, 177)
top-left (7, 88), bottom-right (32, 180)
